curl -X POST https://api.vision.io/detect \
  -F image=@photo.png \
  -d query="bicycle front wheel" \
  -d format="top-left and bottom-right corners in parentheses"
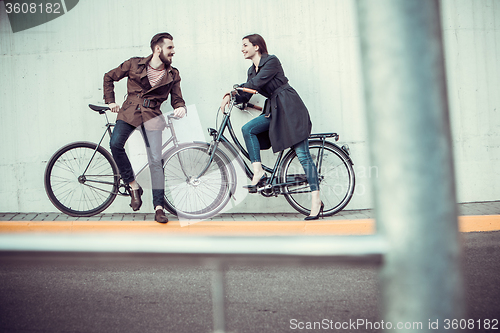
top-left (44, 142), bottom-right (120, 217)
top-left (280, 141), bottom-right (355, 216)
top-left (162, 143), bottom-right (235, 220)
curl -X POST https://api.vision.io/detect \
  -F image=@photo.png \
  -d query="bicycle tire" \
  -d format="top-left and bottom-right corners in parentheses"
top-left (44, 142), bottom-right (120, 217)
top-left (280, 141), bottom-right (355, 216)
top-left (162, 142), bottom-right (235, 220)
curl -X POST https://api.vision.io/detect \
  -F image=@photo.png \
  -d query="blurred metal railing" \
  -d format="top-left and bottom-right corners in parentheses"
top-left (0, 234), bottom-right (386, 333)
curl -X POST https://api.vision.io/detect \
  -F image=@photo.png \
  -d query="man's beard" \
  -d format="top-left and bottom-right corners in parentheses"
top-left (159, 50), bottom-right (172, 66)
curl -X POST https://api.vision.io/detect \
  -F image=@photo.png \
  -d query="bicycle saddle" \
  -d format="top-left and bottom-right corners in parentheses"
top-left (88, 104), bottom-right (110, 114)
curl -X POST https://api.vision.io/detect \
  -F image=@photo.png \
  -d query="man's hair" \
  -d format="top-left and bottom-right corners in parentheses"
top-left (150, 32), bottom-right (173, 52)
top-left (242, 34), bottom-right (268, 55)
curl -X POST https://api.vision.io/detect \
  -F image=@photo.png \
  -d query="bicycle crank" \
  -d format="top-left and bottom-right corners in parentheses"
top-left (259, 184), bottom-right (277, 197)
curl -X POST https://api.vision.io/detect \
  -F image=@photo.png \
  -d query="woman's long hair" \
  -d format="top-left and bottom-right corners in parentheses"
top-left (243, 34), bottom-right (268, 55)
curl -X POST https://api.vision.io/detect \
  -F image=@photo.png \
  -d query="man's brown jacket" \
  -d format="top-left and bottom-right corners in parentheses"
top-left (103, 54), bottom-right (185, 128)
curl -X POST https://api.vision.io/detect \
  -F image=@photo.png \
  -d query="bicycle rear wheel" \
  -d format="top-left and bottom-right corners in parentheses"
top-left (162, 143), bottom-right (235, 220)
top-left (280, 141), bottom-right (355, 216)
top-left (44, 142), bottom-right (120, 217)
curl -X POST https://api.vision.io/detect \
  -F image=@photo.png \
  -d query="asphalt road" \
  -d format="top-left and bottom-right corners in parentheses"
top-left (0, 232), bottom-right (499, 333)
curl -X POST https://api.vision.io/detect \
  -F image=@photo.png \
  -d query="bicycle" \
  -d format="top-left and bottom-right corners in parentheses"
top-left (160, 86), bottom-right (356, 219)
top-left (43, 104), bottom-right (206, 217)
top-left (45, 88), bottom-right (355, 219)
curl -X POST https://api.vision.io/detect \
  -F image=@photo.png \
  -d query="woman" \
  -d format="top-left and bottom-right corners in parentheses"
top-left (220, 34), bottom-right (323, 220)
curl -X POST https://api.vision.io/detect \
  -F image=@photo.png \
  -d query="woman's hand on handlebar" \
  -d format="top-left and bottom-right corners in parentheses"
top-left (220, 85), bottom-right (258, 113)
top-left (108, 102), bottom-right (120, 113)
top-left (220, 93), bottom-right (230, 113)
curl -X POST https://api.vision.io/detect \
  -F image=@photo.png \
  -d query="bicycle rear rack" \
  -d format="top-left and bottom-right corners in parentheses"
top-left (309, 132), bottom-right (339, 141)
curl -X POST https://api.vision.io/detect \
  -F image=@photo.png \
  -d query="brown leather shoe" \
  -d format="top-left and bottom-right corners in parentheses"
top-left (129, 187), bottom-right (143, 211)
top-left (155, 209), bottom-right (169, 223)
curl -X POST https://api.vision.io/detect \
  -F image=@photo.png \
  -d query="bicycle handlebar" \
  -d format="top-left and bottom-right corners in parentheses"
top-left (89, 104), bottom-right (181, 121)
top-left (247, 103), bottom-right (263, 111)
top-left (236, 87), bottom-right (258, 94)
top-left (229, 85), bottom-right (262, 112)
top-left (166, 112), bottom-right (181, 120)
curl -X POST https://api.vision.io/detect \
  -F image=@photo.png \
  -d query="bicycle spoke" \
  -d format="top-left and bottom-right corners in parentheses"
top-left (163, 143), bottom-right (233, 219)
top-left (45, 143), bottom-right (119, 216)
top-left (281, 142), bottom-right (355, 216)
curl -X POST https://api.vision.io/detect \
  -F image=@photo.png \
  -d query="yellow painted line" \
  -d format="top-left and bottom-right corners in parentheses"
top-left (458, 215), bottom-right (500, 232)
top-left (0, 215), bottom-right (498, 235)
top-left (0, 220), bottom-right (373, 235)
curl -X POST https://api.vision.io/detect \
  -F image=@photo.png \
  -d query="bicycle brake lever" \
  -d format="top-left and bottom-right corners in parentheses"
top-left (167, 113), bottom-right (181, 120)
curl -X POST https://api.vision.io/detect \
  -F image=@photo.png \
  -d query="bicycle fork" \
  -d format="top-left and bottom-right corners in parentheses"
top-left (195, 140), bottom-right (220, 179)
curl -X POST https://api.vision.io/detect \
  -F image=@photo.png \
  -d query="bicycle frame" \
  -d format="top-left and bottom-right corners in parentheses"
top-left (198, 90), bottom-right (343, 196)
top-left (204, 109), bottom-right (283, 185)
top-left (83, 108), bottom-right (181, 196)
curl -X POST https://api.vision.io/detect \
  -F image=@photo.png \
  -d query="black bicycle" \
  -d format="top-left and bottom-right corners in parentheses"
top-left (44, 104), bottom-right (194, 217)
top-left (160, 86), bottom-right (356, 219)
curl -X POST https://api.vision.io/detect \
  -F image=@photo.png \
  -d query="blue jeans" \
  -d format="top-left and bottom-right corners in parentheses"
top-left (110, 120), bottom-right (165, 208)
top-left (241, 114), bottom-right (319, 192)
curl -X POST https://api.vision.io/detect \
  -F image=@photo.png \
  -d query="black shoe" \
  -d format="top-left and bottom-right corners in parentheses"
top-left (305, 202), bottom-right (324, 221)
top-left (243, 175), bottom-right (267, 193)
top-left (155, 209), bottom-right (169, 223)
top-left (129, 186), bottom-right (143, 211)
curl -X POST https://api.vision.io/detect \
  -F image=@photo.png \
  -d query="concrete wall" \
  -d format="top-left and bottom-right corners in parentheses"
top-left (442, 0), bottom-right (500, 204)
top-left (0, 0), bottom-right (498, 215)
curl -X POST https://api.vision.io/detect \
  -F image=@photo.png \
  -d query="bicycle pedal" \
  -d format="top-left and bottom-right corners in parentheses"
top-left (256, 184), bottom-right (272, 193)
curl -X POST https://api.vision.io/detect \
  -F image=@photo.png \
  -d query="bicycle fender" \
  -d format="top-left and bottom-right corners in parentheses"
top-left (308, 140), bottom-right (355, 165)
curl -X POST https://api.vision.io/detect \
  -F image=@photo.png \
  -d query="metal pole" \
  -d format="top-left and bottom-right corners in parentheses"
top-left (355, 0), bottom-right (465, 330)
top-left (209, 259), bottom-right (226, 333)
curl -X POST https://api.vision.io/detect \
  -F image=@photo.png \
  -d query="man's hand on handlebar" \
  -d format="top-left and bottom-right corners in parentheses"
top-left (108, 102), bottom-right (120, 113)
top-left (173, 106), bottom-right (187, 118)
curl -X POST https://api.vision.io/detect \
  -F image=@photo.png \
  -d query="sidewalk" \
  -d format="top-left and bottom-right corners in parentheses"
top-left (1, 201), bottom-right (499, 235)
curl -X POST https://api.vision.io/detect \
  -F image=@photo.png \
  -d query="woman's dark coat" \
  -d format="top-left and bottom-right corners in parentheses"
top-left (236, 54), bottom-right (312, 153)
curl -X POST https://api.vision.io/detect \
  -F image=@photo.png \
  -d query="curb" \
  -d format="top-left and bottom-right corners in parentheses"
top-left (0, 215), bottom-right (499, 235)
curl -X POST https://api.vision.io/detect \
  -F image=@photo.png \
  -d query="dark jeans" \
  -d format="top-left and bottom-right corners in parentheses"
top-left (241, 114), bottom-right (319, 192)
top-left (110, 120), bottom-right (165, 208)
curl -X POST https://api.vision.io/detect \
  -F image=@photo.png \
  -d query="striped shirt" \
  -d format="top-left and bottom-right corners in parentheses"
top-left (147, 64), bottom-right (167, 87)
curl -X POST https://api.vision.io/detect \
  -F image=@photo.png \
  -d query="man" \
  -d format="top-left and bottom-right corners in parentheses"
top-left (103, 32), bottom-right (186, 223)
